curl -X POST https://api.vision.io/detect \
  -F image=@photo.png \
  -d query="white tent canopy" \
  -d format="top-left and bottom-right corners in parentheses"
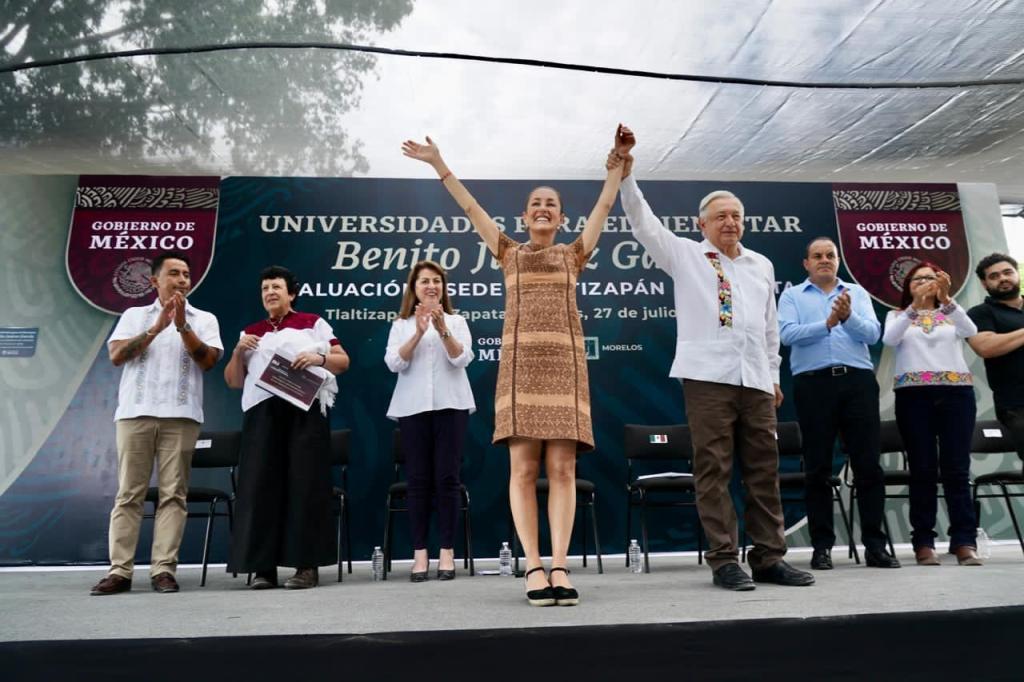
top-left (2, 1), bottom-right (1023, 199)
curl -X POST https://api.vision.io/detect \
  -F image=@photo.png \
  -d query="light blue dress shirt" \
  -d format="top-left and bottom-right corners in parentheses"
top-left (777, 278), bottom-right (881, 375)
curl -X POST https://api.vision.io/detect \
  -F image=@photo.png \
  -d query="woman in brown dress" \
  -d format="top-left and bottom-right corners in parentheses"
top-left (402, 126), bottom-right (634, 605)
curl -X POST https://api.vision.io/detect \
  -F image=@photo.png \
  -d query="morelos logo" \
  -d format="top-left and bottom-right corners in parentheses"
top-left (65, 175), bottom-right (220, 314)
top-left (832, 183), bottom-right (970, 309)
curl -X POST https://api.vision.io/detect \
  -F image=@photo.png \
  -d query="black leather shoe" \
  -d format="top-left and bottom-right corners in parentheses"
top-left (525, 566), bottom-right (555, 607)
top-left (284, 567), bottom-right (319, 589)
top-left (712, 563), bottom-right (756, 591)
top-left (410, 571), bottom-right (428, 582)
top-left (810, 548), bottom-right (833, 570)
top-left (436, 569), bottom-right (455, 581)
top-left (549, 567), bottom-right (579, 606)
top-left (752, 560), bottom-right (815, 586)
top-left (864, 548), bottom-right (901, 568)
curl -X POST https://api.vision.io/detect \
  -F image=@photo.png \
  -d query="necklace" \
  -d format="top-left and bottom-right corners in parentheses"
top-left (267, 311), bottom-right (289, 331)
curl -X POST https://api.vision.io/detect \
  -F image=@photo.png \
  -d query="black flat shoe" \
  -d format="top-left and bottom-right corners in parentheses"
top-left (712, 563), bottom-right (756, 591)
top-left (410, 571), bottom-right (428, 583)
top-left (810, 548), bottom-right (833, 570)
top-left (864, 548), bottom-right (901, 568)
top-left (549, 567), bottom-right (579, 606)
top-left (436, 569), bottom-right (456, 581)
top-left (525, 566), bottom-right (555, 607)
top-left (752, 560), bottom-right (815, 586)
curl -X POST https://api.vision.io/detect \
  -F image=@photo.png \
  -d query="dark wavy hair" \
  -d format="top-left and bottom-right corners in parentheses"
top-left (975, 252), bottom-right (1018, 281)
top-left (899, 260), bottom-right (942, 309)
top-left (260, 265), bottom-right (299, 296)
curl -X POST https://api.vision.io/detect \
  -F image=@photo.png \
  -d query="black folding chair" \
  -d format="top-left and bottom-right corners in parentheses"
top-left (382, 428), bottom-right (474, 579)
top-left (623, 424), bottom-right (703, 573)
top-left (330, 429), bottom-right (353, 582)
top-left (144, 430), bottom-right (240, 586)
top-left (971, 419), bottom-right (1024, 556)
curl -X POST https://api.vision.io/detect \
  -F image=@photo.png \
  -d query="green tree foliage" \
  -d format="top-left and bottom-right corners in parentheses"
top-left (0, 1), bottom-right (414, 175)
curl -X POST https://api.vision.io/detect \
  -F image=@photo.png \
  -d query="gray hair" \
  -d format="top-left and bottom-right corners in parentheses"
top-left (699, 190), bottom-right (744, 220)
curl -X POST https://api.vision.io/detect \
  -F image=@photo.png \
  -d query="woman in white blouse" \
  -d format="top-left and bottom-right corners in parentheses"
top-left (882, 262), bottom-right (981, 566)
top-left (385, 261), bottom-right (475, 581)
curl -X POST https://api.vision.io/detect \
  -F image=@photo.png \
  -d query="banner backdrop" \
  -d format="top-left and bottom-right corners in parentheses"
top-left (2, 175), bottom-right (993, 566)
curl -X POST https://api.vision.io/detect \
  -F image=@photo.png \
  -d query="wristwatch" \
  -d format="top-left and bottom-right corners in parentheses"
top-left (176, 322), bottom-right (192, 333)
top-left (440, 330), bottom-right (452, 340)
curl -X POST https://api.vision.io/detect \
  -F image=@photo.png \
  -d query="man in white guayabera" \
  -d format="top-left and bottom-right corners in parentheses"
top-left (90, 252), bottom-right (223, 596)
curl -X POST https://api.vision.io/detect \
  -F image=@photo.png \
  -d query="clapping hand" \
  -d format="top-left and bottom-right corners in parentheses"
top-left (429, 306), bottom-right (448, 335)
top-left (935, 270), bottom-right (952, 304)
top-left (402, 137), bottom-right (442, 165)
top-left (832, 291), bottom-right (851, 321)
top-left (413, 303), bottom-right (432, 335)
top-left (152, 295), bottom-right (177, 334)
top-left (172, 292), bottom-right (187, 329)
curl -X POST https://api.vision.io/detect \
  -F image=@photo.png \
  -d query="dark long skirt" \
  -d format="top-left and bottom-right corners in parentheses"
top-left (227, 396), bottom-right (336, 572)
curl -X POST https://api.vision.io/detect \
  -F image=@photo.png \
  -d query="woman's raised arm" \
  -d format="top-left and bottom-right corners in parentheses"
top-left (580, 125), bottom-right (635, 255)
top-left (402, 136), bottom-right (502, 256)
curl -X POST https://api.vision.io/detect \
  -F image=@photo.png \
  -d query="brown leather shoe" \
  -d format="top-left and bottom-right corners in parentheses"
top-left (90, 574), bottom-right (132, 596)
top-left (914, 547), bottom-right (940, 566)
top-left (284, 567), bottom-right (318, 589)
top-left (150, 572), bottom-right (180, 593)
top-left (954, 546), bottom-right (983, 566)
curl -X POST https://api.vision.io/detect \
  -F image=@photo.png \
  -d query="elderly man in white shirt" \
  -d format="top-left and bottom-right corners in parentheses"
top-left (90, 252), bottom-right (223, 596)
top-left (615, 129), bottom-right (813, 591)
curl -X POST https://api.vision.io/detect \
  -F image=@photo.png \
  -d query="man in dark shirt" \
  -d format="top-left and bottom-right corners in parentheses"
top-left (966, 253), bottom-right (1024, 469)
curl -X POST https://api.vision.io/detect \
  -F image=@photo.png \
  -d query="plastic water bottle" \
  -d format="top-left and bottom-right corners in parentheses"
top-left (371, 546), bottom-right (384, 581)
top-left (498, 541), bottom-right (512, 576)
top-left (628, 539), bottom-right (643, 574)
top-left (976, 528), bottom-right (992, 560)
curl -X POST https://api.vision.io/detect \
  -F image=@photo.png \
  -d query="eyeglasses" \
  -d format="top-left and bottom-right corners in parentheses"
top-left (911, 275), bottom-right (937, 283)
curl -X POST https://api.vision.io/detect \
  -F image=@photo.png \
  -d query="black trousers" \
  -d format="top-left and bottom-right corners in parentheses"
top-left (995, 406), bottom-right (1024, 464)
top-left (398, 409), bottom-right (469, 550)
top-left (793, 368), bottom-right (887, 552)
top-left (227, 397), bottom-right (336, 573)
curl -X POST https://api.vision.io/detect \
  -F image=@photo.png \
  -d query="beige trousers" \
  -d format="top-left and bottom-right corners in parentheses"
top-left (108, 417), bottom-right (200, 579)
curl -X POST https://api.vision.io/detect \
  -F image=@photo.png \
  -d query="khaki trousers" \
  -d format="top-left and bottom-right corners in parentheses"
top-left (108, 417), bottom-right (200, 579)
top-left (682, 380), bottom-right (786, 571)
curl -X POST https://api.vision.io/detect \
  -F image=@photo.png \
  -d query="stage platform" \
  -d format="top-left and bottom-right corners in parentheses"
top-left (3, 544), bottom-right (1023, 680)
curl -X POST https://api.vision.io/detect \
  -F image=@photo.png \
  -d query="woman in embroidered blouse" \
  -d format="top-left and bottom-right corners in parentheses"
top-left (882, 262), bottom-right (981, 566)
top-left (224, 265), bottom-right (350, 589)
top-left (385, 260), bottom-right (475, 582)
top-left (402, 126), bottom-right (631, 606)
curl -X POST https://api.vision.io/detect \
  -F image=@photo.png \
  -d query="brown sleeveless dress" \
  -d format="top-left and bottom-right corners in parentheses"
top-left (492, 232), bottom-right (594, 452)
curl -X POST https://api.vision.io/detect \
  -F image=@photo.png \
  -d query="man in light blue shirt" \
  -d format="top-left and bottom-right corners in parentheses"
top-left (778, 237), bottom-right (899, 570)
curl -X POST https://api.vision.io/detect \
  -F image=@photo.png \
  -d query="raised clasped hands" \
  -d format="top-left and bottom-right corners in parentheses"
top-left (606, 124), bottom-right (636, 177)
top-left (402, 136), bottom-right (442, 166)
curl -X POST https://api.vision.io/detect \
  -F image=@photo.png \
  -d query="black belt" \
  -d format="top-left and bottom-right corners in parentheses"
top-left (797, 365), bottom-right (870, 378)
